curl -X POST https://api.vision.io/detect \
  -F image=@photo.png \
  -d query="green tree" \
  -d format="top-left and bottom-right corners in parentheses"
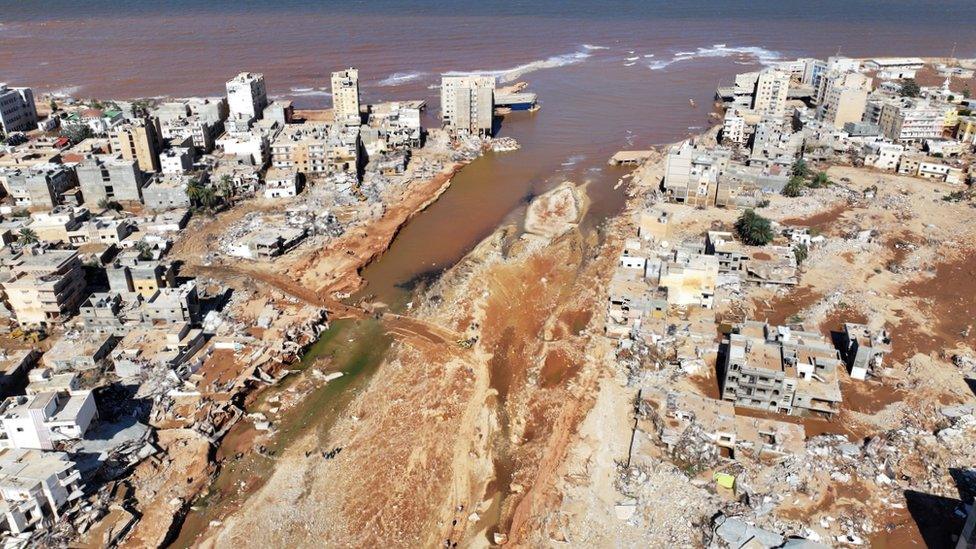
top-left (186, 178), bottom-right (205, 206)
top-left (60, 124), bottom-right (93, 144)
top-left (782, 175), bottom-right (805, 197)
top-left (217, 175), bottom-right (234, 201)
top-left (793, 243), bottom-right (809, 265)
top-left (964, 87), bottom-right (971, 99)
top-left (16, 228), bottom-right (38, 246)
top-left (49, 99), bottom-right (58, 113)
top-left (791, 158), bottom-right (809, 178)
top-left (134, 240), bottom-right (154, 260)
top-left (809, 171), bottom-right (831, 188)
top-left (734, 209), bottom-right (774, 246)
top-left (198, 187), bottom-right (220, 211)
top-left (899, 78), bottom-right (921, 98)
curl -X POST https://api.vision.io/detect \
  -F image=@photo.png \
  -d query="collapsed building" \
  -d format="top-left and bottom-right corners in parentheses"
top-left (721, 320), bottom-right (844, 417)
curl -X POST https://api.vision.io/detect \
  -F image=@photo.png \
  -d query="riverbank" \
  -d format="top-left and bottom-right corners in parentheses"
top-left (81, 132), bottom-right (486, 546)
top-left (175, 128), bottom-right (656, 544)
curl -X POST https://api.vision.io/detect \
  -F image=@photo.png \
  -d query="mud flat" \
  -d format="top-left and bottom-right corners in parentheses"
top-left (177, 142), bottom-right (643, 547)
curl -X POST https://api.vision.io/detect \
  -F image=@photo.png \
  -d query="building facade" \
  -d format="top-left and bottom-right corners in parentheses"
top-left (751, 69), bottom-right (790, 117)
top-left (111, 117), bottom-right (162, 172)
top-left (331, 68), bottom-right (361, 126)
top-left (76, 155), bottom-right (144, 205)
top-left (0, 84), bottom-right (38, 135)
top-left (1, 249), bottom-right (87, 327)
top-left (226, 72), bottom-right (268, 132)
top-left (440, 75), bottom-right (495, 136)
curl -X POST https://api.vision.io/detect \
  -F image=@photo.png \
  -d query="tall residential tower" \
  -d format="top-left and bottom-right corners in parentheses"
top-left (440, 75), bottom-right (495, 137)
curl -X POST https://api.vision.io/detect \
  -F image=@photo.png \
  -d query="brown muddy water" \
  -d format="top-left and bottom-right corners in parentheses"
top-left (6, 2), bottom-right (975, 544)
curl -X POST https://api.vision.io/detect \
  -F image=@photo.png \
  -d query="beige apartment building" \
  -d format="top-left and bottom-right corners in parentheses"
top-left (751, 69), bottom-right (790, 117)
top-left (110, 117), bottom-right (162, 173)
top-left (270, 122), bottom-right (360, 176)
top-left (330, 68), bottom-right (361, 126)
top-left (2, 249), bottom-right (86, 327)
top-left (440, 75), bottom-right (495, 136)
top-left (818, 72), bottom-right (872, 129)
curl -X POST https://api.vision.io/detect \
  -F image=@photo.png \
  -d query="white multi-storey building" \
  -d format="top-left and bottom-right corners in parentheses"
top-left (225, 72), bottom-right (268, 132)
top-left (879, 99), bottom-right (946, 143)
top-left (722, 109), bottom-right (746, 144)
top-left (0, 84), bottom-right (38, 135)
top-left (0, 380), bottom-right (96, 450)
top-left (0, 448), bottom-right (82, 534)
top-left (440, 75), bottom-right (495, 136)
top-left (159, 147), bottom-right (194, 174)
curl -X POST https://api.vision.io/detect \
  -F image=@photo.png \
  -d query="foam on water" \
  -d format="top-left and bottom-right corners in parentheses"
top-left (647, 44), bottom-right (782, 71)
top-left (47, 85), bottom-right (82, 98)
top-left (377, 71), bottom-right (427, 87)
top-left (285, 87), bottom-right (331, 97)
top-left (444, 46), bottom-right (594, 83)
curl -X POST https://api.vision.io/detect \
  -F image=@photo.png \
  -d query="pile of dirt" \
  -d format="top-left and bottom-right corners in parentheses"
top-left (524, 182), bottom-right (585, 239)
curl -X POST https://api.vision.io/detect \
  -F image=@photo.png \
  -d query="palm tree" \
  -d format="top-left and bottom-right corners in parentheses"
top-left (198, 187), bottom-right (220, 212)
top-left (17, 228), bottom-right (38, 247)
top-left (217, 175), bottom-right (234, 199)
top-left (810, 171), bottom-right (831, 188)
top-left (186, 178), bottom-right (205, 207)
top-left (134, 240), bottom-right (154, 260)
top-left (734, 209), bottom-right (774, 246)
top-left (97, 197), bottom-right (110, 211)
top-left (791, 158), bottom-right (809, 178)
top-left (782, 176), bottom-right (805, 197)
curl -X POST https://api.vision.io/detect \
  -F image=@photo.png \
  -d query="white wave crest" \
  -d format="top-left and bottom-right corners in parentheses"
top-left (48, 86), bottom-right (81, 98)
top-left (444, 47), bottom-right (593, 83)
top-left (286, 87), bottom-right (331, 98)
top-left (648, 44), bottom-right (782, 71)
top-left (377, 71), bottom-right (426, 87)
top-left (582, 44), bottom-right (609, 50)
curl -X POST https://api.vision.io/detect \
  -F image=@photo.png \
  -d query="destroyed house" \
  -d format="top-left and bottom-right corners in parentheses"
top-left (654, 246), bottom-right (719, 309)
top-left (640, 389), bottom-right (805, 462)
top-left (111, 322), bottom-right (205, 378)
top-left (605, 271), bottom-right (664, 339)
top-left (0, 449), bottom-right (82, 534)
top-left (706, 231), bottom-right (798, 286)
top-left (722, 321), bottom-right (843, 417)
top-left (42, 332), bottom-right (117, 372)
top-left (839, 323), bottom-right (892, 380)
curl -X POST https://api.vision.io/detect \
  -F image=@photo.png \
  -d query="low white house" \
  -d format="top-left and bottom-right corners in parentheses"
top-left (0, 378), bottom-right (97, 450)
top-left (263, 168), bottom-right (301, 199)
top-left (159, 146), bottom-right (194, 175)
top-left (863, 141), bottom-right (903, 171)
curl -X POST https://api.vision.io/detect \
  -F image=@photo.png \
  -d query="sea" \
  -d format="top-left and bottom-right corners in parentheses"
top-left (2, 0), bottom-right (974, 302)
